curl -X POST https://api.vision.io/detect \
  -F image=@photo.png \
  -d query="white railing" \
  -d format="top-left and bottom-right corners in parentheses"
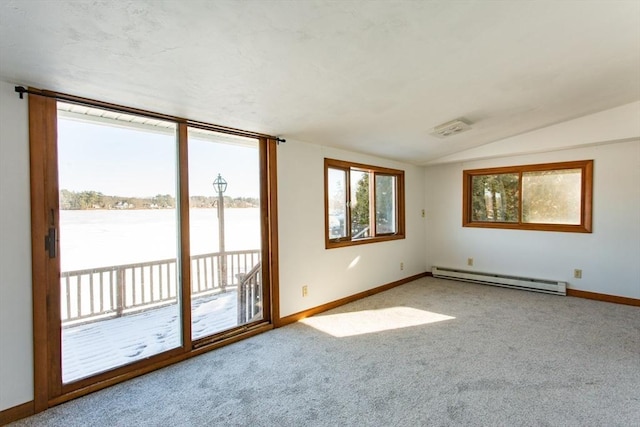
top-left (60, 249), bottom-right (261, 324)
top-left (237, 263), bottom-right (262, 324)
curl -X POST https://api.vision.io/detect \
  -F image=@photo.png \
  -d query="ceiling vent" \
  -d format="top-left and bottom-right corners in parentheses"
top-left (430, 118), bottom-right (472, 138)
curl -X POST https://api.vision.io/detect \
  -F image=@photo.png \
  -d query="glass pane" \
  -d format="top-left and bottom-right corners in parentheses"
top-left (188, 128), bottom-right (262, 340)
top-left (57, 103), bottom-right (181, 383)
top-left (522, 169), bottom-right (582, 224)
top-left (351, 170), bottom-right (371, 238)
top-left (327, 168), bottom-right (348, 239)
top-left (375, 175), bottom-right (396, 234)
top-left (471, 173), bottom-right (519, 222)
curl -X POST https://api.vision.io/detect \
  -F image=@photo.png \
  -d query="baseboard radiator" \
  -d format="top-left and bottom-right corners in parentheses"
top-left (432, 266), bottom-right (567, 296)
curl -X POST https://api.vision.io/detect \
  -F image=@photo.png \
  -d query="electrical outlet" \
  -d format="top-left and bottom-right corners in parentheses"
top-left (467, 258), bottom-right (474, 266)
top-left (574, 269), bottom-right (582, 279)
top-left (302, 285), bottom-right (308, 297)
top-left (400, 262), bottom-right (404, 270)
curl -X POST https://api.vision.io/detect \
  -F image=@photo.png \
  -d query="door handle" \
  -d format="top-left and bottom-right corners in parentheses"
top-left (45, 227), bottom-right (57, 258)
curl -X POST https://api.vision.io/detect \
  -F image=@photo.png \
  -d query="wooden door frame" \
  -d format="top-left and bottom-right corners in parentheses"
top-left (29, 94), bottom-right (59, 412)
top-left (28, 90), bottom-right (280, 412)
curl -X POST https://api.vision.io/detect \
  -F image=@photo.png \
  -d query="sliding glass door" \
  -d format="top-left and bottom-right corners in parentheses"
top-left (56, 104), bottom-right (183, 382)
top-left (188, 128), bottom-right (263, 341)
top-left (27, 91), bottom-right (276, 410)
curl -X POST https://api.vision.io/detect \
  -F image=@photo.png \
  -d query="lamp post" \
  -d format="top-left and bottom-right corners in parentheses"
top-left (213, 173), bottom-right (228, 292)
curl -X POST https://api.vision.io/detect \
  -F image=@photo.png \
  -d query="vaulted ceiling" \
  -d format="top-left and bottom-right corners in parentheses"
top-left (1, 1), bottom-right (639, 164)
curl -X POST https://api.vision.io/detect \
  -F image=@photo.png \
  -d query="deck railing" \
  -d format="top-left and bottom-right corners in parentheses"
top-left (237, 263), bottom-right (262, 324)
top-left (60, 249), bottom-right (261, 325)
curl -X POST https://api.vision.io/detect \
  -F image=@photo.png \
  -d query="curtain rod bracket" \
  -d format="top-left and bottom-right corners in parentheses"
top-left (15, 86), bottom-right (28, 99)
top-left (276, 137), bottom-right (286, 145)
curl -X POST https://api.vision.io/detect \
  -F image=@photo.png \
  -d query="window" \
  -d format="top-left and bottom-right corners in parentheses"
top-left (463, 160), bottom-right (593, 233)
top-left (325, 158), bottom-right (405, 248)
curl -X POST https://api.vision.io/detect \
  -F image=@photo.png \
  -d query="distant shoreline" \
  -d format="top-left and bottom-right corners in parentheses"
top-left (59, 189), bottom-right (259, 210)
top-left (60, 206), bottom-right (259, 211)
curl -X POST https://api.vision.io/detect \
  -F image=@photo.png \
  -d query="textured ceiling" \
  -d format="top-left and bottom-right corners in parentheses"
top-left (1, 0), bottom-right (639, 164)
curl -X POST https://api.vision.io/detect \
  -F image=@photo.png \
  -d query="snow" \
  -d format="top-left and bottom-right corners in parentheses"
top-left (60, 207), bottom-right (261, 271)
top-left (62, 291), bottom-right (244, 383)
top-left (59, 208), bottom-right (261, 383)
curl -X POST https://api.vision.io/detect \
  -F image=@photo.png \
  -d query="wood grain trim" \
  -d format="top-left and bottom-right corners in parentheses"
top-left (567, 289), bottom-right (640, 306)
top-left (0, 400), bottom-right (34, 425)
top-left (256, 137), bottom-right (272, 323)
top-left (177, 122), bottom-right (192, 352)
top-left (324, 158), bottom-right (406, 249)
top-left (266, 138), bottom-right (280, 323)
top-left (28, 94), bottom-right (58, 412)
top-left (274, 272), bottom-right (428, 328)
top-left (396, 170), bottom-right (406, 236)
top-left (581, 159), bottom-right (593, 233)
top-left (325, 157), bottom-right (404, 175)
top-left (326, 234), bottom-right (406, 249)
top-left (462, 159), bottom-right (593, 233)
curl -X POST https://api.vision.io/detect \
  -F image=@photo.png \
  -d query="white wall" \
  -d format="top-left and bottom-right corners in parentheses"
top-left (0, 80), bottom-right (34, 410)
top-left (425, 139), bottom-right (640, 299)
top-left (277, 141), bottom-right (426, 317)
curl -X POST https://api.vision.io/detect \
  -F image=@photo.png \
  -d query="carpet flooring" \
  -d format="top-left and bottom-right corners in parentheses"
top-left (11, 277), bottom-right (640, 426)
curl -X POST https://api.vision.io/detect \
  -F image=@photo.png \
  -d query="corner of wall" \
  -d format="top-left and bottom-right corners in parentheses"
top-left (0, 79), bottom-right (34, 410)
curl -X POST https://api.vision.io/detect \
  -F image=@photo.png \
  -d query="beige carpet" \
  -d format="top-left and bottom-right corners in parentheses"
top-left (11, 277), bottom-right (640, 426)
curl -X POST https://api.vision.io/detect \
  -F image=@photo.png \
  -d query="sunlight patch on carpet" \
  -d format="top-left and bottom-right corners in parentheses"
top-left (300, 306), bottom-right (455, 337)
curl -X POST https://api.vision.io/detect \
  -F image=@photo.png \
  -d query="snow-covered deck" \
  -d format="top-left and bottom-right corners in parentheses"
top-left (62, 291), bottom-right (238, 383)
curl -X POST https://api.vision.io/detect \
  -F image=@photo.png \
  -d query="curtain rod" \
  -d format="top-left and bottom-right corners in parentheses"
top-left (14, 86), bottom-right (286, 144)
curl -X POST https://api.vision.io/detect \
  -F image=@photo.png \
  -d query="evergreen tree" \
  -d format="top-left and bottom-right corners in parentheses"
top-left (351, 173), bottom-right (370, 237)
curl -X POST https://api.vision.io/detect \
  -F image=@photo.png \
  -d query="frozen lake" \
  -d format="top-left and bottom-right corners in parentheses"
top-left (60, 208), bottom-right (261, 271)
